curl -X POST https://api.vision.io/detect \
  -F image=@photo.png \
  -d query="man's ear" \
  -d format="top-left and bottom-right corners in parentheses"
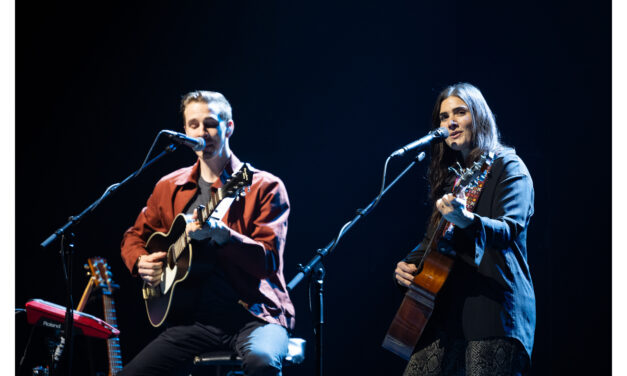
top-left (226, 120), bottom-right (234, 138)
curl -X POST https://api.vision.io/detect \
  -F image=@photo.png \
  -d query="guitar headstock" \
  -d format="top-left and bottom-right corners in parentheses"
top-left (452, 154), bottom-right (488, 191)
top-left (221, 163), bottom-right (254, 200)
top-left (86, 257), bottom-right (118, 295)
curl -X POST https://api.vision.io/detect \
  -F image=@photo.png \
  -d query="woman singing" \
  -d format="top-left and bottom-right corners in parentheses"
top-left (394, 82), bottom-right (535, 375)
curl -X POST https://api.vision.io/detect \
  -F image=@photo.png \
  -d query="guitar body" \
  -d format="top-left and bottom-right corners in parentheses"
top-left (382, 251), bottom-right (454, 359)
top-left (138, 163), bottom-right (253, 327)
top-left (142, 213), bottom-right (193, 328)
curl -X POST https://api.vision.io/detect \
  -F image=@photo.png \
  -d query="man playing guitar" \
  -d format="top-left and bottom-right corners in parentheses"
top-left (120, 90), bottom-right (294, 376)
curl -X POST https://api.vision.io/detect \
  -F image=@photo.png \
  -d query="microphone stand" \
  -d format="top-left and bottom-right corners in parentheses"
top-left (287, 151), bottom-right (427, 376)
top-left (40, 141), bottom-right (179, 376)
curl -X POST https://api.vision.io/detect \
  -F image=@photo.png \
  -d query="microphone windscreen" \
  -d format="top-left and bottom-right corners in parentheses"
top-left (192, 138), bottom-right (206, 151)
top-left (435, 127), bottom-right (449, 138)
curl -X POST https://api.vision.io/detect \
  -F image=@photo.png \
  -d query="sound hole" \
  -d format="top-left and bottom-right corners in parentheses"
top-left (167, 245), bottom-right (176, 268)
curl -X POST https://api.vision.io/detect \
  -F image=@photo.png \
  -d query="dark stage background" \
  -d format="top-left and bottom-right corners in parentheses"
top-left (16, 0), bottom-right (611, 375)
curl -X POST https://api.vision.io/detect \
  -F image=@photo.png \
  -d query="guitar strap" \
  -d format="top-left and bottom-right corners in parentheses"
top-left (442, 151), bottom-right (495, 239)
top-left (210, 162), bottom-right (249, 221)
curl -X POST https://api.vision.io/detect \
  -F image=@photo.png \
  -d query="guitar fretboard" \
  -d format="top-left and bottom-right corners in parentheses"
top-left (102, 293), bottom-right (123, 375)
top-left (199, 186), bottom-right (223, 222)
top-left (172, 184), bottom-right (227, 261)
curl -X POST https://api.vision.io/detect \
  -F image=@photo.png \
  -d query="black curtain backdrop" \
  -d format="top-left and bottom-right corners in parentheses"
top-left (16, 1), bottom-right (611, 375)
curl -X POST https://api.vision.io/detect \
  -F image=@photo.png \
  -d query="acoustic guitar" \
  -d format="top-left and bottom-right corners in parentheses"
top-left (87, 257), bottom-right (123, 375)
top-left (382, 155), bottom-right (489, 360)
top-left (142, 164), bottom-right (253, 327)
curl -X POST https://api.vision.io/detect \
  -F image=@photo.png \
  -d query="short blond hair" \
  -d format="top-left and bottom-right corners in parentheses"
top-left (180, 90), bottom-right (233, 124)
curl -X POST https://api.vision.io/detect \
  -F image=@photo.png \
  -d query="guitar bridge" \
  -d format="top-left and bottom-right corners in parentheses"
top-left (142, 285), bottom-right (161, 300)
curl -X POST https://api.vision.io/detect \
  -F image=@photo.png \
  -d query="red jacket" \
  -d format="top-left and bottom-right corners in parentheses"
top-left (121, 154), bottom-right (295, 330)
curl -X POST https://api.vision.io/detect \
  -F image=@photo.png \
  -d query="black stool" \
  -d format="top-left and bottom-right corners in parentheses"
top-left (192, 337), bottom-right (306, 376)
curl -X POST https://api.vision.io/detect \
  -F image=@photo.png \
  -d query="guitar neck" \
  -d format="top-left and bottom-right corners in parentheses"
top-left (418, 179), bottom-right (473, 268)
top-left (199, 187), bottom-right (223, 221)
top-left (418, 157), bottom-right (490, 267)
top-left (172, 187), bottom-right (225, 260)
top-left (102, 293), bottom-right (123, 375)
top-left (417, 216), bottom-right (448, 268)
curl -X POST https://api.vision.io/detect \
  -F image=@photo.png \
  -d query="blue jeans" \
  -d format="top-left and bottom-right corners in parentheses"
top-left (119, 309), bottom-right (289, 376)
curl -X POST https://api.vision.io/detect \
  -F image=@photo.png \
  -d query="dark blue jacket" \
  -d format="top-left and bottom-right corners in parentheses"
top-left (403, 149), bottom-right (536, 359)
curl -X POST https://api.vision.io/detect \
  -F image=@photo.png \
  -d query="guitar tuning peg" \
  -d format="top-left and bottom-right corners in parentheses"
top-left (83, 264), bottom-right (89, 270)
top-left (448, 166), bottom-right (462, 177)
top-left (235, 195), bottom-right (240, 202)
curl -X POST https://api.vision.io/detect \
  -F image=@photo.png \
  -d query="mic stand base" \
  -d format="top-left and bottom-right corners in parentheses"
top-left (59, 233), bottom-right (74, 376)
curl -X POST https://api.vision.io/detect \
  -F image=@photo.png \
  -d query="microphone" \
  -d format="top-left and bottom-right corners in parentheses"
top-left (162, 130), bottom-right (206, 151)
top-left (390, 127), bottom-right (449, 157)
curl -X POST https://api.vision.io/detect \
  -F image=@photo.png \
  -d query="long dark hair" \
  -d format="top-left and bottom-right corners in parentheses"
top-left (426, 83), bottom-right (503, 232)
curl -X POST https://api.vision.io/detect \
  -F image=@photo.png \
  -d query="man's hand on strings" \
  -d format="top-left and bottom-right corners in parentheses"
top-left (138, 252), bottom-right (166, 287)
top-left (186, 208), bottom-right (231, 245)
top-left (436, 192), bottom-right (474, 229)
top-left (395, 261), bottom-right (418, 287)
